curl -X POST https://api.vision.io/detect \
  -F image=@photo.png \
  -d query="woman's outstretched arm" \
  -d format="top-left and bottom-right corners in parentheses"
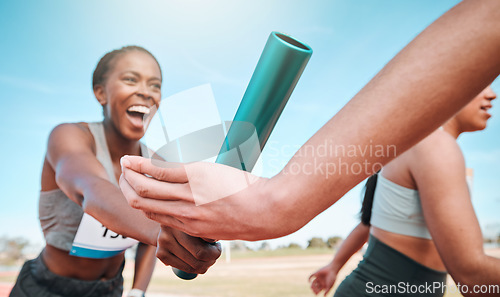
top-left (47, 123), bottom-right (221, 273)
top-left (120, 0), bottom-right (500, 241)
top-left (46, 123), bottom-right (160, 245)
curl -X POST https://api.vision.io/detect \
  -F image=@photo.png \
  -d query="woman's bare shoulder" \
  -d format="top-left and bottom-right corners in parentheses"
top-left (409, 129), bottom-right (464, 169)
top-left (50, 122), bottom-right (90, 135)
top-left (414, 129), bottom-right (459, 153)
top-left (47, 122), bottom-right (96, 154)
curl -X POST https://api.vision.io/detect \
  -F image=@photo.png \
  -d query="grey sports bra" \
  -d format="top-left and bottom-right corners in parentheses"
top-left (370, 174), bottom-right (432, 240)
top-left (39, 122), bottom-right (121, 251)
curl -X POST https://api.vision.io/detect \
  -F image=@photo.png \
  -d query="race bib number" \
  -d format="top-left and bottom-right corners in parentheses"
top-left (70, 213), bottom-right (137, 258)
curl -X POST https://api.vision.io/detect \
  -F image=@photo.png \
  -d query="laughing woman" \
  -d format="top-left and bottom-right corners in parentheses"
top-left (9, 46), bottom-right (221, 297)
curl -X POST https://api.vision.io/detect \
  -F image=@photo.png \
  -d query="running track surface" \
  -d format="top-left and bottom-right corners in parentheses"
top-left (0, 283), bottom-right (12, 297)
top-left (0, 282), bottom-right (176, 297)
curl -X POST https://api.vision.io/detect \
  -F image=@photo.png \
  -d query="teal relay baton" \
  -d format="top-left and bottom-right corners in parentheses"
top-left (173, 31), bottom-right (312, 280)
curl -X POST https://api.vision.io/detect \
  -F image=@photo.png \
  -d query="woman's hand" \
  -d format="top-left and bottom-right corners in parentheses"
top-left (119, 156), bottom-right (293, 241)
top-left (156, 225), bottom-right (221, 274)
top-left (309, 263), bottom-right (337, 296)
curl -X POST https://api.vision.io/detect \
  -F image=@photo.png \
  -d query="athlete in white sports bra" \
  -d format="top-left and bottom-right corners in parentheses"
top-left (310, 86), bottom-right (497, 297)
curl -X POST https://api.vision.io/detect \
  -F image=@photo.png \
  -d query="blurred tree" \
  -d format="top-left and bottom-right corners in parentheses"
top-left (287, 243), bottom-right (302, 249)
top-left (230, 240), bottom-right (249, 251)
top-left (0, 236), bottom-right (29, 265)
top-left (259, 241), bottom-right (271, 251)
top-left (307, 237), bottom-right (327, 249)
top-left (483, 237), bottom-right (493, 244)
top-left (327, 236), bottom-right (343, 249)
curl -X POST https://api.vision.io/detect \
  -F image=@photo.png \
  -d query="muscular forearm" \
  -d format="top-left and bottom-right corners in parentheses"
top-left (119, 0), bottom-right (500, 243)
top-left (82, 177), bottom-right (160, 246)
top-left (269, 0), bottom-right (500, 234)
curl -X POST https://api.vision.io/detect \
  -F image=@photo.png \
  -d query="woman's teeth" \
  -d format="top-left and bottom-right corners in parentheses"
top-left (127, 105), bottom-right (150, 114)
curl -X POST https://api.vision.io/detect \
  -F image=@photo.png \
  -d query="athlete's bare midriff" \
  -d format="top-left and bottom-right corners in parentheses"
top-left (371, 227), bottom-right (446, 272)
top-left (42, 245), bottom-right (124, 280)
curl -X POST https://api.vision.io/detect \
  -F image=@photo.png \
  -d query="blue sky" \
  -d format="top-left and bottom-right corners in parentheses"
top-left (1, 0), bottom-right (499, 249)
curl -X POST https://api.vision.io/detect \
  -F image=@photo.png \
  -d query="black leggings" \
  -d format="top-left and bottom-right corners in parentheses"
top-left (334, 235), bottom-right (447, 297)
top-left (9, 253), bottom-right (124, 297)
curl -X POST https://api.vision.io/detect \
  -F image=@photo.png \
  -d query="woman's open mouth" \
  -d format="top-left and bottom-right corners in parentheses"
top-left (126, 105), bottom-right (151, 129)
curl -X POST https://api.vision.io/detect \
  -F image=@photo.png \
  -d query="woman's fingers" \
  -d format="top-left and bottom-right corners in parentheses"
top-left (122, 157), bottom-right (262, 207)
top-left (156, 226), bottom-right (221, 274)
top-left (119, 174), bottom-right (193, 216)
top-left (119, 158), bottom-right (273, 240)
top-left (323, 273), bottom-right (336, 296)
top-left (119, 175), bottom-right (216, 238)
top-left (310, 278), bottom-right (324, 295)
top-left (121, 155), bottom-right (188, 183)
top-left (310, 270), bottom-right (332, 295)
top-left (324, 284), bottom-right (334, 297)
top-left (121, 165), bottom-right (194, 202)
top-left (162, 226), bottom-right (221, 263)
top-left (143, 211), bottom-right (186, 232)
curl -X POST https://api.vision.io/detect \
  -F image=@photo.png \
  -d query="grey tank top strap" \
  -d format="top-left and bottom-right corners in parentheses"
top-left (88, 122), bottom-right (119, 187)
top-left (39, 121), bottom-right (123, 251)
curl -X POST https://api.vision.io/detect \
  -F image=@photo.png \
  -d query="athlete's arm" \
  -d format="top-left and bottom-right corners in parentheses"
top-left (130, 243), bottom-right (156, 294)
top-left (413, 131), bottom-right (500, 296)
top-left (46, 123), bottom-right (159, 245)
top-left (120, 0), bottom-right (500, 241)
top-left (309, 223), bottom-right (369, 296)
top-left (47, 123), bottom-right (221, 273)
